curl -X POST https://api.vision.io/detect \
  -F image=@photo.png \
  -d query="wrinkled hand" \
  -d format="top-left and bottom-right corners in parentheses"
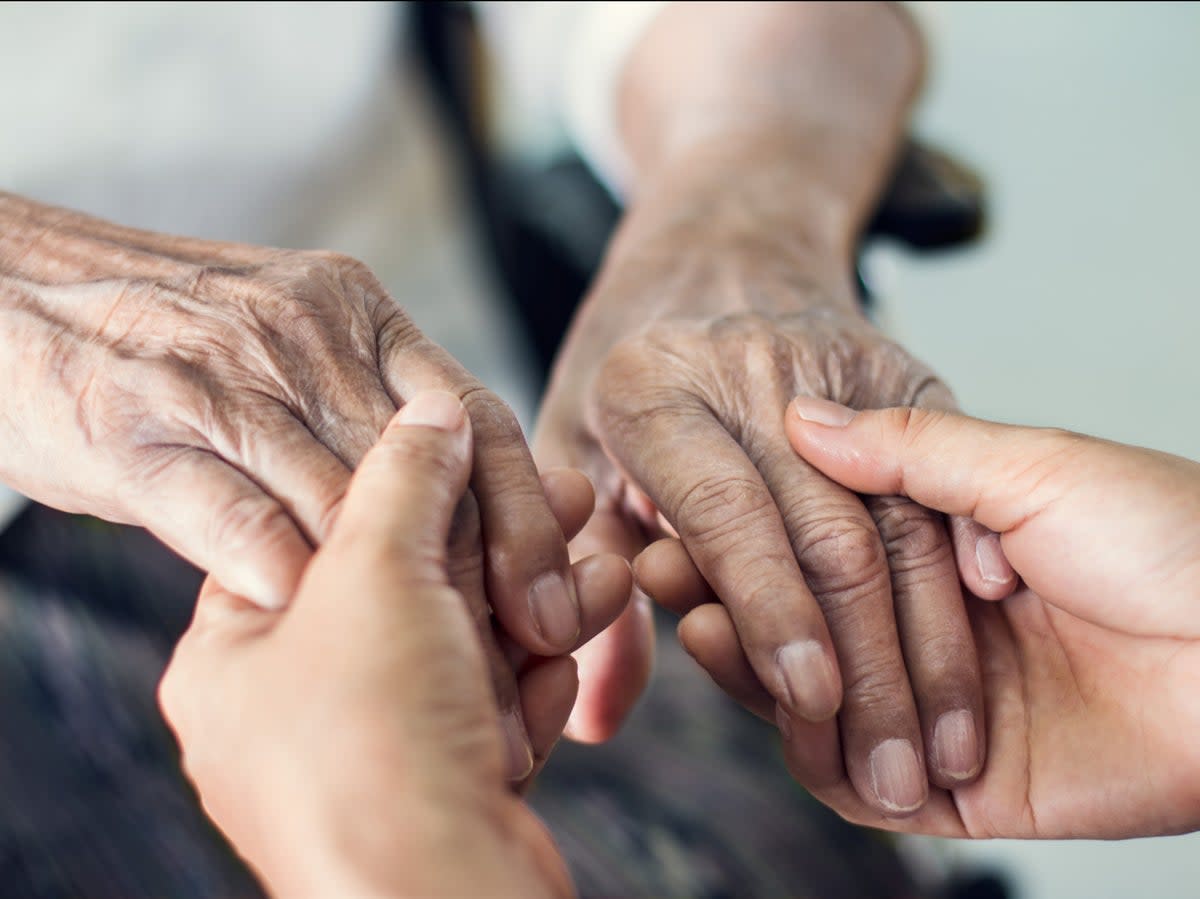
top-left (0, 195), bottom-right (585, 659)
top-left (779, 398), bottom-right (1200, 838)
top-left (161, 393), bottom-right (628, 897)
top-left (537, 236), bottom-right (1013, 815)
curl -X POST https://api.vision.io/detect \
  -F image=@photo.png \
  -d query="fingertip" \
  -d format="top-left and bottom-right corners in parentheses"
top-left (540, 468), bottom-right (596, 543)
top-left (380, 390), bottom-right (473, 474)
top-left (394, 389), bottom-right (468, 433)
top-left (500, 708), bottom-right (535, 783)
top-left (788, 395), bottom-right (859, 429)
top-left (633, 538), bottom-right (714, 616)
top-left (952, 518), bottom-right (1018, 600)
top-left (677, 604), bottom-right (776, 722)
top-left (930, 708), bottom-right (984, 788)
top-left (572, 552), bottom-right (634, 648)
top-left (565, 592), bottom-right (654, 743)
top-left (775, 639), bottom-right (843, 724)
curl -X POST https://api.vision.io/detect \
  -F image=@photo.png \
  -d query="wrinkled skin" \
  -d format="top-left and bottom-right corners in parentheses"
top-left (0, 199), bottom-right (597, 763)
top-left (536, 227), bottom-right (1012, 814)
top-left (161, 396), bottom-right (624, 897)
top-left (774, 402), bottom-right (1200, 838)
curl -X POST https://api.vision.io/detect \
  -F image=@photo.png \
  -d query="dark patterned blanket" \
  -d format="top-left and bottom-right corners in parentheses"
top-left (0, 505), bottom-right (946, 898)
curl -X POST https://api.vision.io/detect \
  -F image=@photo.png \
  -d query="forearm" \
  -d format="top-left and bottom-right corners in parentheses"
top-left (0, 191), bottom-right (131, 282)
top-left (601, 1), bottom-right (924, 311)
top-left (0, 190), bottom-right (252, 285)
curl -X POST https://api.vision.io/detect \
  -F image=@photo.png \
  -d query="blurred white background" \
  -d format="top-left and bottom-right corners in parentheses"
top-left (871, 3), bottom-right (1200, 896)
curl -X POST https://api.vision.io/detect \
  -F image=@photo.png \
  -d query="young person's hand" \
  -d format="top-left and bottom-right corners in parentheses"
top-left (160, 392), bottom-right (630, 896)
top-left (682, 396), bottom-right (1200, 838)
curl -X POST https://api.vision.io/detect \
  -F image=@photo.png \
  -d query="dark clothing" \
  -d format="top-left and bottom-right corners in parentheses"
top-left (0, 506), bottom-right (924, 899)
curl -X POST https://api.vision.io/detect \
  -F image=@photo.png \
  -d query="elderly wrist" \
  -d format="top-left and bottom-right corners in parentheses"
top-left (589, 149), bottom-right (863, 323)
top-left (621, 130), bottom-right (861, 263)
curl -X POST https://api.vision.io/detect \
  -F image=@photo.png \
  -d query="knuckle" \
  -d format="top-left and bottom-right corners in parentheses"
top-left (793, 517), bottom-right (888, 600)
top-left (375, 307), bottom-right (424, 362)
top-left (910, 631), bottom-right (975, 684)
top-left (210, 494), bottom-right (293, 556)
top-left (592, 342), bottom-right (649, 420)
top-left (725, 551), bottom-right (809, 613)
top-left (594, 335), bottom-right (693, 415)
top-left (908, 370), bottom-right (956, 410)
top-left (308, 250), bottom-right (376, 284)
top-left (842, 660), bottom-right (913, 713)
top-left (675, 475), bottom-right (774, 549)
top-left (458, 384), bottom-right (521, 444)
top-left (871, 498), bottom-right (952, 572)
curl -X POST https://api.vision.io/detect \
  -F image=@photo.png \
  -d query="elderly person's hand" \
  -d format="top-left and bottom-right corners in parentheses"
top-left (727, 397), bottom-right (1200, 839)
top-left (0, 193), bottom-right (599, 769)
top-left (160, 392), bottom-right (629, 897)
top-left (539, 222), bottom-right (1004, 816)
top-left (534, 2), bottom-right (1015, 818)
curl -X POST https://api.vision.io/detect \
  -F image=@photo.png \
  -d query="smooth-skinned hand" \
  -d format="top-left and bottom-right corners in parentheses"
top-left (160, 392), bottom-right (629, 897)
top-left (692, 395), bottom-right (1200, 838)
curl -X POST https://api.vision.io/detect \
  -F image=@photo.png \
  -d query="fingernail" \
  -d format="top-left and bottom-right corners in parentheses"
top-left (398, 391), bottom-right (466, 431)
top-left (791, 396), bottom-right (857, 427)
top-left (528, 571), bottom-right (581, 649)
top-left (775, 704), bottom-right (793, 741)
top-left (233, 569), bottom-right (290, 612)
top-left (869, 738), bottom-right (927, 814)
top-left (934, 709), bottom-right (980, 781)
top-left (501, 709), bottom-right (534, 781)
top-left (777, 640), bottom-right (841, 721)
top-left (975, 532), bottom-right (1012, 585)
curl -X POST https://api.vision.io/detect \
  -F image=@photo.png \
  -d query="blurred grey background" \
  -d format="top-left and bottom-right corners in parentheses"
top-left (870, 3), bottom-right (1200, 897)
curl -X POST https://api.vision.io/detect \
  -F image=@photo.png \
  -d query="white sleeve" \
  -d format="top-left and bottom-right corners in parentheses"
top-left (473, 1), bottom-right (668, 198)
top-left (559, 1), bottom-right (669, 199)
top-left (476, 1), bottom-right (935, 201)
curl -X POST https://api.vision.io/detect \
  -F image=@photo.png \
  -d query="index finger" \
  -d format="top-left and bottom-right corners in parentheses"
top-left (598, 397), bottom-right (843, 723)
top-left (376, 325), bottom-right (582, 656)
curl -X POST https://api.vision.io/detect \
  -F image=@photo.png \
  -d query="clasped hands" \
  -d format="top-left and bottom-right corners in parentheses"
top-left (13, 198), bottom-right (1200, 895)
top-left (161, 385), bottom-right (1200, 899)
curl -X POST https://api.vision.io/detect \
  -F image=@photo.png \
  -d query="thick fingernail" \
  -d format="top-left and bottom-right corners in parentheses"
top-left (934, 709), bottom-right (980, 781)
top-left (528, 571), bottom-right (581, 649)
top-left (501, 709), bottom-right (534, 781)
top-left (777, 640), bottom-right (841, 721)
top-left (791, 396), bottom-right (857, 427)
top-left (398, 391), bottom-right (466, 431)
top-left (869, 738), bottom-right (927, 814)
top-left (975, 532), bottom-right (1013, 585)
